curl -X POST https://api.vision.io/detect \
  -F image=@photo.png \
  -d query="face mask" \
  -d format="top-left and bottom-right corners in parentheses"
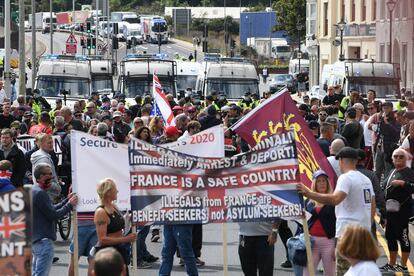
top-left (38, 177), bottom-right (52, 190)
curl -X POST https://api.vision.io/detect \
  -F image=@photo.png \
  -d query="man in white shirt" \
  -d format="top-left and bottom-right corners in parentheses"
top-left (0, 81), bottom-right (6, 103)
top-left (297, 147), bottom-right (376, 276)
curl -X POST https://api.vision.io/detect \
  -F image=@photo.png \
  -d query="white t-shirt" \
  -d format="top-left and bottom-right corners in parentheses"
top-left (344, 261), bottom-right (381, 276)
top-left (335, 170), bottom-right (374, 238)
top-left (363, 121), bottom-right (373, 147)
top-left (327, 156), bottom-right (341, 177)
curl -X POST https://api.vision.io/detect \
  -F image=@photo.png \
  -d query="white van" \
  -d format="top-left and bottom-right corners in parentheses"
top-left (176, 60), bottom-right (201, 93)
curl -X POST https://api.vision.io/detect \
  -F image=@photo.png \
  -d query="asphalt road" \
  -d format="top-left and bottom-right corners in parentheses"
top-left (49, 219), bottom-right (412, 276)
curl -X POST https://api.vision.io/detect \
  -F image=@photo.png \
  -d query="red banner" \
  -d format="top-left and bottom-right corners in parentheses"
top-left (56, 12), bottom-right (71, 25)
top-left (231, 90), bottom-right (336, 188)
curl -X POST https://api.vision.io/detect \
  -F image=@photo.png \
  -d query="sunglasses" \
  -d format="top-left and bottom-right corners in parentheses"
top-left (319, 113), bottom-right (328, 116)
top-left (75, 114), bottom-right (82, 118)
top-left (393, 155), bottom-right (405, 159)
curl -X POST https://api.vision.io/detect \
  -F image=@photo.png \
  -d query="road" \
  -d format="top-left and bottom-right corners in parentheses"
top-left (49, 218), bottom-right (412, 275)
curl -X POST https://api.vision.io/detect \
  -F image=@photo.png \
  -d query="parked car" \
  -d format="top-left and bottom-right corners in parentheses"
top-left (269, 74), bottom-right (296, 94)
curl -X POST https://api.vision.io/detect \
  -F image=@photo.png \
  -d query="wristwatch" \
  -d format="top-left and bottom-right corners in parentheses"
top-left (271, 228), bottom-right (279, 235)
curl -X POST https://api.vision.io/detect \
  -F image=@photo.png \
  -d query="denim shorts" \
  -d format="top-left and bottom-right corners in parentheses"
top-left (69, 225), bottom-right (98, 257)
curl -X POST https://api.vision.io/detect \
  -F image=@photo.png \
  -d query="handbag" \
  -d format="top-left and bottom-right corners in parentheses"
top-left (386, 199), bottom-right (401, 212)
top-left (385, 170), bottom-right (410, 213)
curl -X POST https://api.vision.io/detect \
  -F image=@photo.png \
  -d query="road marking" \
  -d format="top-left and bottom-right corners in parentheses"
top-left (375, 215), bottom-right (414, 274)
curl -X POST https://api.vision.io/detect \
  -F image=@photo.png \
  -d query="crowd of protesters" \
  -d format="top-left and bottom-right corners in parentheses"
top-left (1, 79), bottom-right (414, 276)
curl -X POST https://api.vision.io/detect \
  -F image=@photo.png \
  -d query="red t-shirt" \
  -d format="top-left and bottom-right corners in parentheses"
top-left (309, 207), bottom-right (327, 237)
top-left (29, 124), bottom-right (53, 136)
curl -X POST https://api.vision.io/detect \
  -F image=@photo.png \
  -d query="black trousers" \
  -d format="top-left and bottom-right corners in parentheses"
top-left (238, 235), bottom-right (274, 276)
top-left (278, 220), bottom-right (293, 260)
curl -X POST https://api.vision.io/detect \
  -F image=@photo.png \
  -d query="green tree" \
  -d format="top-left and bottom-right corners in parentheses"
top-left (273, 0), bottom-right (306, 42)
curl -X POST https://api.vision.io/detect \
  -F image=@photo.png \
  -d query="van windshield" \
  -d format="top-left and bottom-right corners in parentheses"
top-left (276, 46), bottom-right (290, 53)
top-left (123, 77), bottom-right (175, 98)
top-left (124, 18), bottom-right (140, 24)
top-left (207, 79), bottom-right (258, 99)
top-left (92, 76), bottom-right (113, 92)
top-left (347, 78), bottom-right (400, 99)
top-left (36, 77), bottom-right (90, 98)
top-left (177, 75), bottom-right (197, 91)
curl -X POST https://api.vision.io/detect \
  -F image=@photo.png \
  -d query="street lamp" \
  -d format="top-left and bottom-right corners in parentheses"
top-left (335, 18), bottom-right (346, 61)
top-left (386, 0), bottom-right (396, 63)
top-left (296, 22), bottom-right (304, 74)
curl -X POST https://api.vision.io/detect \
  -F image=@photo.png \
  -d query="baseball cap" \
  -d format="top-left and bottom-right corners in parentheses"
top-left (335, 147), bottom-right (359, 160)
top-left (187, 106), bottom-right (196, 113)
top-left (244, 92), bottom-right (251, 97)
top-left (382, 101), bottom-right (393, 108)
top-left (172, 105), bottom-right (183, 111)
top-left (113, 111), bottom-right (123, 118)
top-left (312, 170), bottom-right (328, 180)
top-left (326, 116), bottom-right (338, 126)
top-left (221, 105), bottom-right (231, 113)
top-left (165, 126), bottom-right (182, 136)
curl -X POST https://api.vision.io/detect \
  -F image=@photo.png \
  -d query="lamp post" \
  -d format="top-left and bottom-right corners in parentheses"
top-left (296, 22), bottom-right (303, 74)
top-left (386, 0), bottom-right (396, 63)
top-left (335, 18), bottom-right (346, 61)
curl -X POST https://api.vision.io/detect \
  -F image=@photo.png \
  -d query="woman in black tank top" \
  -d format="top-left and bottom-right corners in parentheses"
top-left (93, 178), bottom-right (137, 274)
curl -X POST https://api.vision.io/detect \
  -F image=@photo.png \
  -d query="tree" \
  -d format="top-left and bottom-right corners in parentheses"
top-left (273, 0), bottom-right (306, 42)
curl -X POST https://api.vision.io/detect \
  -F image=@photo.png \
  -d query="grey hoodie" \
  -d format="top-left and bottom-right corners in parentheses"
top-left (30, 148), bottom-right (61, 200)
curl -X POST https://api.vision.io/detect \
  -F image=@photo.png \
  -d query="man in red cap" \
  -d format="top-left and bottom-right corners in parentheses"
top-left (164, 126), bottom-right (182, 142)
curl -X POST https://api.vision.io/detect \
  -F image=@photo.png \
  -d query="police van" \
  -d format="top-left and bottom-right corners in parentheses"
top-left (195, 56), bottom-right (259, 102)
top-left (326, 60), bottom-right (400, 100)
top-left (35, 55), bottom-right (92, 106)
top-left (118, 53), bottom-right (177, 103)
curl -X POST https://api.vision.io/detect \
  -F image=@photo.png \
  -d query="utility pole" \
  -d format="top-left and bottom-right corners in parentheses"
top-left (18, 0), bottom-right (26, 96)
top-left (106, 0), bottom-right (110, 59)
top-left (50, 0), bottom-right (53, 54)
top-left (4, 0), bottom-right (12, 98)
top-left (31, 0), bottom-right (36, 89)
top-left (96, 0), bottom-right (99, 55)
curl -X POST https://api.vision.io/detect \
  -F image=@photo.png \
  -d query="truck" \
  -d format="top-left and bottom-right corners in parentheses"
top-left (112, 12), bottom-right (140, 40)
top-left (119, 54), bottom-right (177, 102)
top-left (326, 60), bottom-right (401, 100)
top-left (88, 56), bottom-right (115, 93)
top-left (271, 38), bottom-right (291, 61)
top-left (35, 55), bottom-right (92, 105)
top-left (124, 25), bottom-right (143, 46)
top-left (195, 57), bottom-right (259, 101)
top-left (141, 16), bottom-right (168, 44)
top-left (27, 12), bottom-right (57, 34)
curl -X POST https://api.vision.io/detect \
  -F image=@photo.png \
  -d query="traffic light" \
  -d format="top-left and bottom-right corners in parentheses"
top-left (112, 36), bottom-right (119, 50)
top-left (86, 21), bottom-right (91, 33)
top-left (80, 23), bottom-right (84, 32)
top-left (87, 37), bottom-right (92, 49)
top-left (80, 37), bottom-right (85, 47)
top-left (127, 39), bottom-right (132, 49)
top-left (91, 38), bottom-right (96, 49)
top-left (112, 23), bottom-right (118, 35)
top-left (230, 39), bottom-right (236, 49)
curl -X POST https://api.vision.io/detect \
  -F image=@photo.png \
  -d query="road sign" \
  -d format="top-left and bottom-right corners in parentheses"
top-left (66, 44), bottom-right (77, 55)
top-left (66, 33), bottom-right (78, 45)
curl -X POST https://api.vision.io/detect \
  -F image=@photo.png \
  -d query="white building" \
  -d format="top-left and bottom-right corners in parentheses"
top-left (376, 0), bottom-right (414, 92)
top-left (164, 7), bottom-right (249, 20)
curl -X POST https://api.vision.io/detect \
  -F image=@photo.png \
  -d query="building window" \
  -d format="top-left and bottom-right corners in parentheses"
top-left (323, 2), bottom-right (328, 36)
top-left (351, 0), bottom-right (356, 21)
top-left (380, 44), bottom-right (385, 62)
top-left (402, 0), bottom-right (408, 18)
top-left (362, 0), bottom-right (366, 21)
top-left (372, 0), bottom-right (377, 20)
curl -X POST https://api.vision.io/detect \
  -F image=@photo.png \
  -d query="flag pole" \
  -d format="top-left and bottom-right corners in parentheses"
top-left (222, 223), bottom-right (229, 276)
top-left (132, 225), bottom-right (138, 276)
top-left (302, 209), bottom-right (314, 276)
top-left (24, 184), bottom-right (33, 271)
top-left (73, 210), bottom-right (79, 276)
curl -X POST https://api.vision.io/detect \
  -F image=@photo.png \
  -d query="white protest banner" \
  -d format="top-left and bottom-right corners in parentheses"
top-left (17, 134), bottom-right (63, 164)
top-left (71, 126), bottom-right (224, 212)
top-left (163, 125), bottom-right (224, 158)
top-left (71, 131), bottom-right (130, 212)
top-left (129, 131), bottom-right (303, 226)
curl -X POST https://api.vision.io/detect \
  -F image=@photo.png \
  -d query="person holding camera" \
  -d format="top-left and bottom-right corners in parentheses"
top-left (379, 149), bottom-right (414, 273)
top-left (368, 101), bottom-right (401, 181)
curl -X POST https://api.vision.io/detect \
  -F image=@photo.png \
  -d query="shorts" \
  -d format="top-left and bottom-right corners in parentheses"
top-left (69, 225), bottom-right (98, 257)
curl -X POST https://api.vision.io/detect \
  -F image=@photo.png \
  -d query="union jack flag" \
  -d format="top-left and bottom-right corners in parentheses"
top-left (0, 214), bottom-right (26, 240)
top-left (152, 73), bottom-right (175, 126)
top-left (129, 134), bottom-right (303, 226)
